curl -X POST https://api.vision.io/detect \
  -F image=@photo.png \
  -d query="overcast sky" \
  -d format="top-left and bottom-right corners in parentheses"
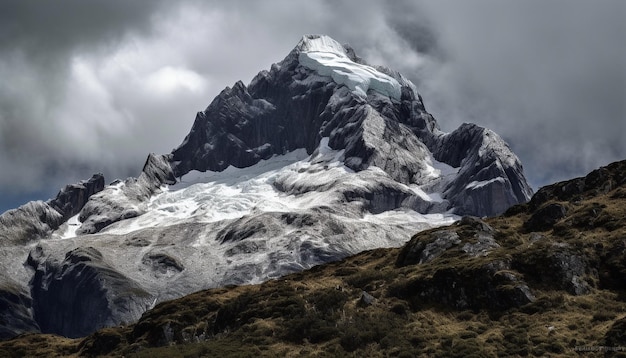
top-left (0, 0), bottom-right (624, 213)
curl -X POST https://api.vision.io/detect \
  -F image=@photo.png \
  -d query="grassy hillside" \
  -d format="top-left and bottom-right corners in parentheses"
top-left (2, 160), bottom-right (625, 357)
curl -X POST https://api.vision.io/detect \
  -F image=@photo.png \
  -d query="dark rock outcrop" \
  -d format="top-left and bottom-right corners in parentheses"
top-left (142, 253), bottom-right (184, 276)
top-left (395, 216), bottom-right (534, 310)
top-left (0, 174), bottom-right (104, 244)
top-left (524, 203), bottom-right (568, 231)
top-left (397, 216), bottom-right (498, 266)
top-left (598, 238), bottom-right (626, 291)
top-left (0, 282), bottom-right (39, 339)
top-left (48, 174), bottom-right (105, 222)
top-left (77, 154), bottom-right (175, 235)
top-left (392, 259), bottom-right (535, 310)
top-left (396, 229), bottom-right (461, 265)
top-left (27, 246), bottom-right (153, 338)
top-left (513, 246), bottom-right (591, 295)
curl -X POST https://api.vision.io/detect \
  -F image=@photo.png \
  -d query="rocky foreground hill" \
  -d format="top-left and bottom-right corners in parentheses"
top-left (1, 160), bottom-right (624, 357)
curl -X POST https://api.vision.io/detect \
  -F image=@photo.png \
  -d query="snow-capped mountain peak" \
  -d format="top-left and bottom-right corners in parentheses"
top-left (295, 34), bottom-right (349, 56)
top-left (0, 34), bottom-right (532, 339)
top-left (296, 34), bottom-right (402, 100)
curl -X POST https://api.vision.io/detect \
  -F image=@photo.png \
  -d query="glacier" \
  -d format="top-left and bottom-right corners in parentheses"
top-left (71, 138), bottom-right (458, 239)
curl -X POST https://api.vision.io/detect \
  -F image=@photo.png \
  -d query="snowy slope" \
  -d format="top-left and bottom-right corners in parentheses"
top-left (30, 139), bottom-right (458, 333)
top-left (71, 139), bottom-right (457, 239)
top-left (49, 138), bottom-right (457, 286)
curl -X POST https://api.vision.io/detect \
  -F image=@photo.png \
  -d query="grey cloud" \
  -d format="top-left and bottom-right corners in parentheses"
top-left (0, 0), bottom-right (624, 212)
top-left (0, 0), bottom-right (167, 53)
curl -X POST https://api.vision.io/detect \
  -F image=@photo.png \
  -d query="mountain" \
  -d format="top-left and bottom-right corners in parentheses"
top-left (0, 35), bottom-right (531, 340)
top-left (2, 160), bottom-right (624, 357)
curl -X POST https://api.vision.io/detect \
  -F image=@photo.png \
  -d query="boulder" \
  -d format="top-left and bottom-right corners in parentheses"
top-left (513, 246), bottom-right (591, 295)
top-left (392, 259), bottom-right (535, 310)
top-left (358, 291), bottom-right (376, 307)
top-left (524, 203), bottom-right (568, 231)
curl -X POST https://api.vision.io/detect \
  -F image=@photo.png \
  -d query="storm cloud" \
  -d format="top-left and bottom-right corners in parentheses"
top-left (0, 0), bottom-right (624, 212)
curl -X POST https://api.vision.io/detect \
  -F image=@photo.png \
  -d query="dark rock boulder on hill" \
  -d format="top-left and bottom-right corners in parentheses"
top-left (524, 203), bottom-right (568, 231)
top-left (396, 217), bottom-right (534, 310)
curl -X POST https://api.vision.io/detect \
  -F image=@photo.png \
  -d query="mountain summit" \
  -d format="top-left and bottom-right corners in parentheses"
top-left (170, 34), bottom-right (531, 216)
top-left (0, 35), bottom-right (532, 339)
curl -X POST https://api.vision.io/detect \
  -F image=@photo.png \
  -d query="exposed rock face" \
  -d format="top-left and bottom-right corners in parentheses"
top-left (27, 246), bottom-right (153, 338)
top-left (77, 154), bottom-right (175, 235)
top-left (0, 282), bottom-right (39, 339)
top-left (0, 201), bottom-right (64, 244)
top-left (397, 216), bottom-right (499, 266)
top-left (396, 229), bottom-right (461, 265)
top-left (599, 237), bottom-right (626, 291)
top-left (430, 123), bottom-right (533, 216)
top-left (393, 260), bottom-right (535, 310)
top-left (0, 174), bottom-right (104, 244)
top-left (141, 253), bottom-right (184, 276)
top-left (48, 174), bottom-right (105, 222)
top-left (513, 245), bottom-right (591, 295)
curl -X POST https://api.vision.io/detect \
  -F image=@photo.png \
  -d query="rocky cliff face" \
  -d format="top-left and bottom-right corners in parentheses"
top-left (0, 35), bottom-right (533, 340)
top-left (27, 246), bottom-right (152, 338)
